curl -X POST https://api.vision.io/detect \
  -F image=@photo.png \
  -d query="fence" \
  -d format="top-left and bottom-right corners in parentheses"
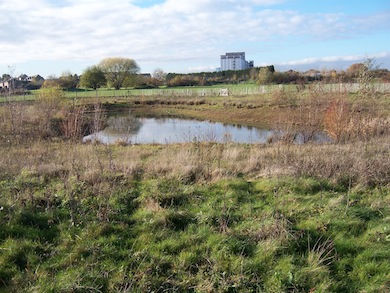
top-left (127, 83), bottom-right (390, 97)
top-left (1, 83), bottom-right (389, 101)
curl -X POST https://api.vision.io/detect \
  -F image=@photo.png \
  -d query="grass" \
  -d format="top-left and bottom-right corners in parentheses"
top-left (0, 83), bottom-right (276, 101)
top-left (0, 139), bottom-right (389, 292)
top-left (0, 87), bottom-right (389, 292)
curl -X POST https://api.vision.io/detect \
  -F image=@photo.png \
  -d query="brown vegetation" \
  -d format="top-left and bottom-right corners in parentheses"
top-left (0, 136), bottom-right (389, 188)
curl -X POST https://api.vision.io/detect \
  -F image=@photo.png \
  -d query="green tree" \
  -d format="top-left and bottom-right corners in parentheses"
top-left (1, 73), bottom-right (11, 81)
top-left (42, 75), bottom-right (61, 89)
top-left (80, 66), bottom-right (107, 90)
top-left (99, 57), bottom-right (140, 90)
top-left (123, 74), bottom-right (139, 88)
top-left (58, 71), bottom-right (79, 89)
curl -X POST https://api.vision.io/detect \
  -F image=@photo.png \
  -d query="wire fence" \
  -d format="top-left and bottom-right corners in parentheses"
top-left (95, 83), bottom-right (390, 97)
top-left (1, 83), bottom-right (389, 102)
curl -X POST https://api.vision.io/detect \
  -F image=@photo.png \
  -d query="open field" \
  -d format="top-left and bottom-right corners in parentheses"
top-left (1, 82), bottom-right (389, 102)
top-left (0, 88), bottom-right (389, 292)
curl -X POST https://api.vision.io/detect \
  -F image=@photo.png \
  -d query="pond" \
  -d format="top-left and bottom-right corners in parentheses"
top-left (82, 114), bottom-right (331, 145)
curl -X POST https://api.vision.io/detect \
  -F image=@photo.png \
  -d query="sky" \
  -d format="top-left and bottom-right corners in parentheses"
top-left (1, 0), bottom-right (389, 78)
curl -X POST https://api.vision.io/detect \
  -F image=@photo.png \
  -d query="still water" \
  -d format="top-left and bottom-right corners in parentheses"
top-left (83, 114), bottom-right (332, 145)
top-left (83, 115), bottom-right (276, 144)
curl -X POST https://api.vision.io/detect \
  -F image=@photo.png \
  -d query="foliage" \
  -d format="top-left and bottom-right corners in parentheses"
top-left (35, 86), bottom-right (66, 137)
top-left (257, 67), bottom-right (274, 85)
top-left (123, 72), bottom-right (142, 88)
top-left (1, 73), bottom-right (11, 81)
top-left (166, 74), bottom-right (202, 87)
top-left (80, 66), bottom-right (107, 90)
top-left (346, 63), bottom-right (366, 78)
top-left (42, 72), bottom-right (79, 90)
top-left (59, 71), bottom-right (79, 89)
top-left (99, 57), bottom-right (140, 90)
top-left (166, 66), bottom-right (275, 86)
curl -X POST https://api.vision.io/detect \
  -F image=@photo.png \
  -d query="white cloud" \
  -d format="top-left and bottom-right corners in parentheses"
top-left (278, 52), bottom-right (390, 66)
top-left (272, 52), bottom-right (390, 72)
top-left (0, 0), bottom-right (388, 74)
top-left (187, 66), bottom-right (218, 72)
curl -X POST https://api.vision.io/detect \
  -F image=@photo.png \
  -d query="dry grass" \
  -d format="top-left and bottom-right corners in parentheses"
top-left (1, 136), bottom-right (389, 189)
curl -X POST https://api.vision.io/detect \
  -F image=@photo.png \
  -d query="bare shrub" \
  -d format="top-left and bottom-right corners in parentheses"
top-left (271, 88), bottom-right (298, 108)
top-left (61, 105), bottom-right (86, 139)
top-left (357, 57), bottom-right (380, 100)
top-left (91, 101), bottom-right (106, 133)
top-left (323, 96), bottom-right (351, 142)
top-left (0, 102), bottom-right (28, 136)
top-left (324, 94), bottom-right (389, 143)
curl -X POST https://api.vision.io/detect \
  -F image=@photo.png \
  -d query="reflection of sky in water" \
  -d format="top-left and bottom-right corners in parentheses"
top-left (83, 115), bottom-right (331, 145)
top-left (136, 118), bottom-right (274, 144)
top-left (83, 116), bottom-right (274, 144)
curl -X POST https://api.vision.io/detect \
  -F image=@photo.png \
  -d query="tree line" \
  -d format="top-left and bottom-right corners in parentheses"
top-left (78, 59), bottom-right (390, 89)
top-left (2, 57), bottom-right (389, 94)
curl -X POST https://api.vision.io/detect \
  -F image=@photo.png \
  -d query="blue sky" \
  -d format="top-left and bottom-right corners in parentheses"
top-left (1, 0), bottom-right (389, 78)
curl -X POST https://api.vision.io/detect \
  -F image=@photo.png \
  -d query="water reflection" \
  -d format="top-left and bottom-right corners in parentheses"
top-left (83, 114), bottom-right (331, 145)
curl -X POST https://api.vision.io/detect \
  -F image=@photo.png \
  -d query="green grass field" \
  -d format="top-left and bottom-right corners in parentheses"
top-left (2, 81), bottom-right (387, 103)
top-left (0, 83), bottom-right (300, 102)
top-left (0, 141), bottom-right (389, 292)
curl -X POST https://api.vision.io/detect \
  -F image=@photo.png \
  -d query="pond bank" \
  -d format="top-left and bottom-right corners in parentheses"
top-left (103, 97), bottom-right (324, 130)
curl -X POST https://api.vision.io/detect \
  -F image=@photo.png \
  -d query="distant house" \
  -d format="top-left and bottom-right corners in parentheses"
top-left (140, 73), bottom-right (152, 78)
top-left (0, 78), bottom-right (14, 90)
top-left (34, 75), bottom-right (44, 81)
top-left (29, 75), bottom-right (45, 83)
top-left (18, 74), bottom-right (29, 81)
top-left (0, 74), bottom-right (45, 90)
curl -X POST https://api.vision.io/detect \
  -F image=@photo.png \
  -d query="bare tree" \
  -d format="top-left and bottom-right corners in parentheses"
top-left (5, 66), bottom-right (18, 133)
top-left (357, 57), bottom-right (379, 99)
top-left (152, 68), bottom-right (167, 83)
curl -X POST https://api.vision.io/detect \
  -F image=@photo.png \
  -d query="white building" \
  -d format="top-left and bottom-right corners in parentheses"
top-left (220, 52), bottom-right (254, 71)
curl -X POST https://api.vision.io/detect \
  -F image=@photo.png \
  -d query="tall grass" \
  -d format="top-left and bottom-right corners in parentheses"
top-left (0, 136), bottom-right (389, 191)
